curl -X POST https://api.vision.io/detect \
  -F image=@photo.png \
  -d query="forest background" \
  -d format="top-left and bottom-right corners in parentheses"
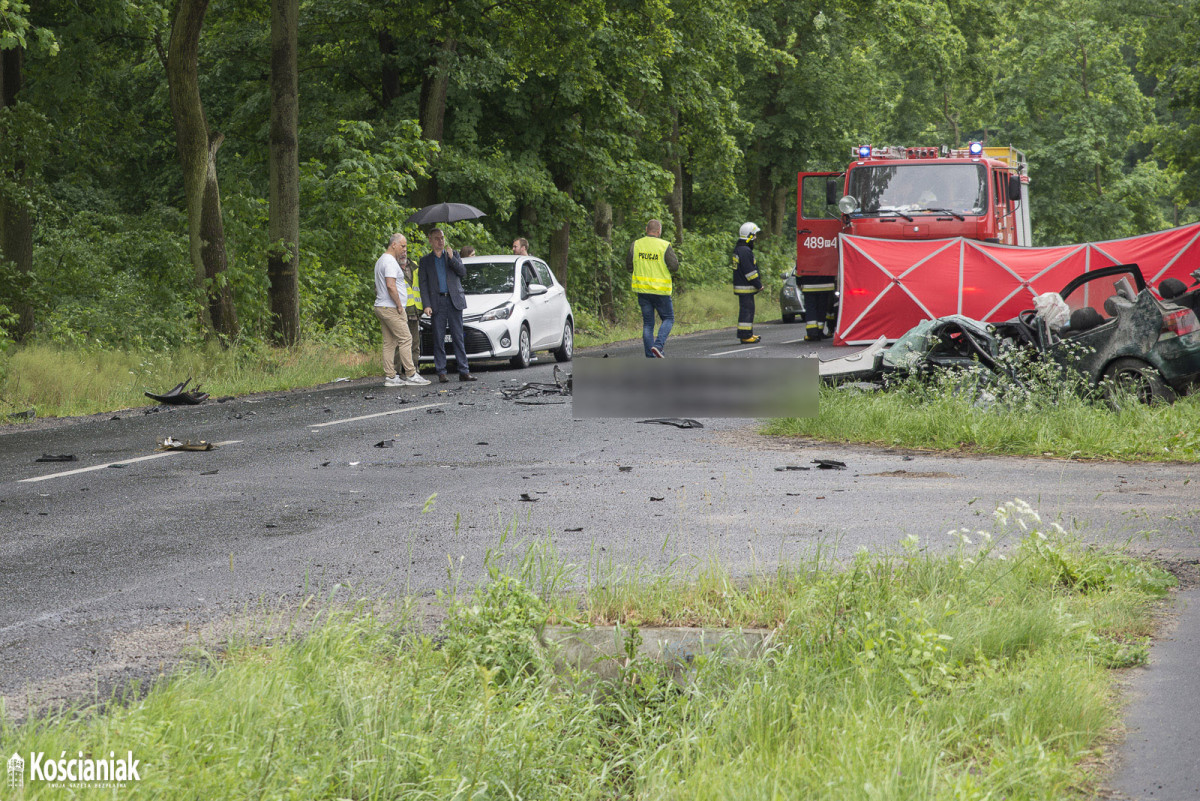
top-left (2, 0), bottom-right (1200, 357)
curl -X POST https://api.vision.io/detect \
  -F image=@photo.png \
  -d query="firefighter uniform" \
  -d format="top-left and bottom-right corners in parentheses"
top-left (732, 227), bottom-right (763, 343)
top-left (800, 275), bottom-right (837, 341)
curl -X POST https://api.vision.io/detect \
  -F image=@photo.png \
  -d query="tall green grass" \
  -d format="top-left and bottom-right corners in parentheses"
top-left (0, 501), bottom-right (1172, 799)
top-left (0, 342), bottom-right (377, 419)
top-left (767, 370), bottom-right (1200, 461)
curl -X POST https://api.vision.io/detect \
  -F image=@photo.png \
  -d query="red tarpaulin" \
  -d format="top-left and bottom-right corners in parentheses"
top-left (835, 222), bottom-right (1200, 344)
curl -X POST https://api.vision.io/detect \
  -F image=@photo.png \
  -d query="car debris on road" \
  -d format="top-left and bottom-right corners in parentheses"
top-left (145, 378), bottom-right (209, 405)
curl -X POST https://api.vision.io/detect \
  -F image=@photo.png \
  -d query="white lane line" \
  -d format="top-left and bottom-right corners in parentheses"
top-left (308, 402), bottom-right (445, 429)
top-left (709, 346), bottom-right (764, 357)
top-left (19, 440), bottom-right (243, 483)
top-left (781, 338), bottom-right (811, 344)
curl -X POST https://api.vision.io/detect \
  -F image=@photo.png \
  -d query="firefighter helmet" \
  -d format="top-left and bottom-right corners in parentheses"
top-left (739, 222), bottom-right (760, 241)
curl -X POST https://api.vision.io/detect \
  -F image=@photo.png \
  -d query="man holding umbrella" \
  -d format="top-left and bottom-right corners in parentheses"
top-left (418, 228), bottom-right (476, 382)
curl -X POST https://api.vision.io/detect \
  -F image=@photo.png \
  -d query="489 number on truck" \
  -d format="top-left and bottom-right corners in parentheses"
top-left (802, 235), bottom-right (837, 250)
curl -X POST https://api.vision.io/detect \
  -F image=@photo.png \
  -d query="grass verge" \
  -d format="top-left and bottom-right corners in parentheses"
top-left (767, 372), bottom-right (1200, 462)
top-left (0, 501), bottom-right (1174, 799)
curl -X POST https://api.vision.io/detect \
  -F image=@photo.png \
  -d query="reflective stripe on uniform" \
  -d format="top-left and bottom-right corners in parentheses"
top-left (744, 270), bottom-right (758, 281)
top-left (737, 323), bottom-right (753, 331)
top-left (733, 286), bottom-right (758, 294)
top-left (631, 236), bottom-right (673, 295)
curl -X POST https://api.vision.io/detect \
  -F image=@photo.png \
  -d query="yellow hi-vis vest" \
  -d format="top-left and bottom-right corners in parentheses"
top-left (407, 264), bottom-right (422, 310)
top-left (631, 236), bottom-right (673, 295)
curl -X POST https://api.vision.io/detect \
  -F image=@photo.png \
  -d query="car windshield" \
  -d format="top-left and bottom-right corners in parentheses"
top-left (461, 262), bottom-right (515, 295)
top-left (847, 164), bottom-right (987, 215)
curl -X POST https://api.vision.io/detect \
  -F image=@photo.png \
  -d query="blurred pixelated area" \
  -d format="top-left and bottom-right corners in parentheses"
top-left (572, 358), bottom-right (817, 418)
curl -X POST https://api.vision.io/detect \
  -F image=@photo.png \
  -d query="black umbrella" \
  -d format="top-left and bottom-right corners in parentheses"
top-left (404, 202), bottom-right (487, 225)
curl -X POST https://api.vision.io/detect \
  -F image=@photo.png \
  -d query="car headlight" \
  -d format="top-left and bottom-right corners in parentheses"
top-left (480, 302), bottom-right (514, 322)
top-left (783, 287), bottom-right (797, 298)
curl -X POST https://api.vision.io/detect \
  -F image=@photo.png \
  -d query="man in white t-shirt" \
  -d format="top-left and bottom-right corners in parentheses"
top-left (373, 234), bottom-right (431, 387)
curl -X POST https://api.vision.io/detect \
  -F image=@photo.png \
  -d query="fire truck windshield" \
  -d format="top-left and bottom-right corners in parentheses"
top-left (846, 163), bottom-right (988, 216)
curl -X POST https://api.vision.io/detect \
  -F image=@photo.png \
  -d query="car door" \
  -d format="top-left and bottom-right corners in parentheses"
top-left (526, 259), bottom-right (561, 347)
top-left (796, 172), bottom-right (846, 277)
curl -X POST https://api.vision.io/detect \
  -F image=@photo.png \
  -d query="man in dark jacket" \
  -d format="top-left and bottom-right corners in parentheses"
top-left (418, 228), bottom-right (476, 382)
top-left (733, 222), bottom-right (764, 343)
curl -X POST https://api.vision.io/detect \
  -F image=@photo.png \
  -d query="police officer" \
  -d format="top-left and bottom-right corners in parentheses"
top-left (626, 219), bottom-right (679, 357)
top-left (733, 222), bottom-right (764, 343)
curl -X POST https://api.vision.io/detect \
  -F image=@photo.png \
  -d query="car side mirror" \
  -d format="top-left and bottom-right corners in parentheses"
top-left (1007, 175), bottom-right (1022, 202)
top-left (825, 179), bottom-right (839, 206)
top-left (528, 283), bottom-right (548, 296)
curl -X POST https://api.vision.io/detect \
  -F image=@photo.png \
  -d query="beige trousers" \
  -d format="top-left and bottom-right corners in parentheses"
top-left (374, 305), bottom-right (415, 378)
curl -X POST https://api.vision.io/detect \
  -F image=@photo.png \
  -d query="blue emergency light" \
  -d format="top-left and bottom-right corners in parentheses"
top-left (857, 145), bottom-right (872, 158)
top-left (968, 141), bottom-right (984, 156)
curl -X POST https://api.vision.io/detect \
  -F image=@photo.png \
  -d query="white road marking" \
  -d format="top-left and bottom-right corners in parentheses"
top-left (308, 402), bottom-right (445, 429)
top-left (709, 346), bottom-right (764, 357)
top-left (19, 440), bottom-right (243, 483)
top-left (780, 338), bottom-right (811, 344)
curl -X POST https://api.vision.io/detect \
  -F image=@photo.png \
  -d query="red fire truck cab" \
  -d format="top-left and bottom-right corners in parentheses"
top-left (794, 143), bottom-right (1030, 278)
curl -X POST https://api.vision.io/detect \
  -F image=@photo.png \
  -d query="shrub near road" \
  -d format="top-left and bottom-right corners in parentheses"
top-left (0, 501), bottom-right (1173, 799)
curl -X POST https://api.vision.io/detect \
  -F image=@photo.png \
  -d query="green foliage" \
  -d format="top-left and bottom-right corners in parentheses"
top-left (5, 0), bottom-right (1200, 348)
top-left (443, 576), bottom-right (550, 685)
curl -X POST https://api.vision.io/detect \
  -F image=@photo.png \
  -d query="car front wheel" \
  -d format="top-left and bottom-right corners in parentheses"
top-left (554, 319), bottom-right (574, 362)
top-left (1102, 357), bottom-right (1176, 405)
top-left (510, 325), bottom-right (532, 369)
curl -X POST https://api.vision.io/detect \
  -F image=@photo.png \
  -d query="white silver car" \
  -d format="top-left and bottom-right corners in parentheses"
top-left (419, 255), bottom-right (574, 368)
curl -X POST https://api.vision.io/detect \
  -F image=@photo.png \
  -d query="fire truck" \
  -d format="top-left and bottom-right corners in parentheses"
top-left (780, 142), bottom-right (1031, 323)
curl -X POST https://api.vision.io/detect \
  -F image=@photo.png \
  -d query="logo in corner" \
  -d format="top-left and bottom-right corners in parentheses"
top-left (7, 753), bottom-right (23, 789)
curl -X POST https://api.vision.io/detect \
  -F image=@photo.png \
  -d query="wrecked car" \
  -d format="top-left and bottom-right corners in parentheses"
top-left (820, 263), bottom-right (1200, 403)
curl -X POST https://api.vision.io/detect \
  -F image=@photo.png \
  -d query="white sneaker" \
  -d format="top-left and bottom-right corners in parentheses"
top-left (404, 373), bottom-right (431, 386)
top-left (383, 375), bottom-right (405, 387)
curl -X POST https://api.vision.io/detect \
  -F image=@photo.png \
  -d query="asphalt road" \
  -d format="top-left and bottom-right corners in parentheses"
top-left (2, 319), bottom-right (1198, 796)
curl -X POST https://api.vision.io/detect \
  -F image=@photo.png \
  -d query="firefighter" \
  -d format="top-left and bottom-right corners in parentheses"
top-left (733, 222), bottom-right (764, 343)
top-left (800, 273), bottom-right (837, 341)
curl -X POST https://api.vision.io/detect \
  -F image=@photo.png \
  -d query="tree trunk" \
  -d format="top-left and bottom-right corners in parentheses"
top-left (167, 0), bottom-right (238, 342)
top-left (413, 38), bottom-right (457, 208)
top-left (549, 176), bottom-right (572, 292)
top-left (665, 108), bottom-right (684, 244)
top-left (681, 150), bottom-right (693, 225)
top-left (770, 183), bottom-right (789, 237)
top-left (0, 45), bottom-right (34, 340)
top-left (268, 0), bottom-right (300, 345)
top-left (593, 199), bottom-right (615, 322)
top-left (378, 30), bottom-right (401, 109)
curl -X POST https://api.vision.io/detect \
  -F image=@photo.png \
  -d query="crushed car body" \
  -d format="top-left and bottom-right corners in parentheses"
top-left (818, 263), bottom-right (1200, 402)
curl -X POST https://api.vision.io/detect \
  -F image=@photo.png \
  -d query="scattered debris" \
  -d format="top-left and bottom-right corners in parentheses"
top-left (813, 459), bottom-right (847, 470)
top-left (477, 441), bottom-right (488, 445)
top-left (637, 418), bottom-right (704, 429)
top-left (501, 366), bottom-right (572, 400)
top-left (374, 440), bottom-right (394, 448)
top-left (426, 408), bottom-right (444, 415)
top-left (8, 408), bottom-right (35, 421)
top-left (157, 437), bottom-right (214, 452)
top-left (108, 463), bottom-right (127, 469)
top-left (519, 493), bottom-right (538, 502)
top-left (363, 394), bottom-right (375, 400)
top-left (774, 465), bottom-right (810, 472)
top-left (565, 527), bottom-right (583, 532)
top-left (618, 466), bottom-right (633, 472)
top-left (867, 470), bottom-right (958, 479)
top-left (145, 378), bottom-right (209, 405)
top-left (650, 496), bottom-right (665, 501)
top-left (332, 377), bottom-right (350, 383)
top-left (200, 470), bottom-right (219, 475)
top-left (36, 454), bottom-right (76, 463)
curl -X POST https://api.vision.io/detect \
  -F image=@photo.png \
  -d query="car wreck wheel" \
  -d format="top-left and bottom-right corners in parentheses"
top-left (1102, 357), bottom-right (1176, 405)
